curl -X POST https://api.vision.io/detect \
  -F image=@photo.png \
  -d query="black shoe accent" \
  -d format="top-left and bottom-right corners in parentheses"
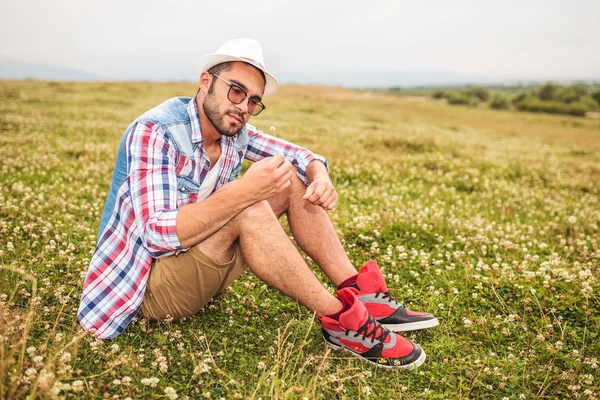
top-left (376, 306), bottom-right (436, 325)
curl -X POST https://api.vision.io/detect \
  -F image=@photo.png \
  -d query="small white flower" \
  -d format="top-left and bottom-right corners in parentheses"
top-left (463, 319), bottom-right (473, 328)
top-left (141, 377), bottom-right (159, 387)
top-left (72, 380), bottom-right (84, 392)
top-left (567, 215), bottom-right (577, 224)
top-left (362, 386), bottom-right (372, 396)
top-left (164, 386), bottom-right (178, 400)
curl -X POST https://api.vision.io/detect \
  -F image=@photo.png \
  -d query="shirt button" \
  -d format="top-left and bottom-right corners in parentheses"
top-left (179, 186), bottom-right (186, 192)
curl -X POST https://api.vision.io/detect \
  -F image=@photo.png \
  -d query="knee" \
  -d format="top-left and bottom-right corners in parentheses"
top-left (236, 200), bottom-right (278, 227)
top-left (268, 169), bottom-right (306, 214)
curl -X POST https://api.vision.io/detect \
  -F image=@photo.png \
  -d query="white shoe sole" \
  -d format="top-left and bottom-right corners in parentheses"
top-left (325, 342), bottom-right (426, 370)
top-left (382, 318), bottom-right (439, 332)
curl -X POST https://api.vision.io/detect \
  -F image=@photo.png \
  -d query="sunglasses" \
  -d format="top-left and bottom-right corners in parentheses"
top-left (212, 74), bottom-right (266, 116)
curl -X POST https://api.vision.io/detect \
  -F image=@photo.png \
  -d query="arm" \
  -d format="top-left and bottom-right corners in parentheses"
top-left (303, 160), bottom-right (339, 210)
top-left (175, 153), bottom-right (292, 248)
top-left (244, 124), bottom-right (328, 186)
top-left (245, 125), bottom-right (338, 210)
top-left (128, 122), bottom-right (292, 255)
top-left (244, 125), bottom-right (337, 209)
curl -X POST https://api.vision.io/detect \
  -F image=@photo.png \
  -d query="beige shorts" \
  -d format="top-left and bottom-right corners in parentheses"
top-left (140, 245), bottom-right (246, 321)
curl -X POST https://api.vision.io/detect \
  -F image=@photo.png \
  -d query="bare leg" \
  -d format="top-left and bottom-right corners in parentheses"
top-left (268, 172), bottom-right (358, 286)
top-left (195, 200), bottom-right (342, 316)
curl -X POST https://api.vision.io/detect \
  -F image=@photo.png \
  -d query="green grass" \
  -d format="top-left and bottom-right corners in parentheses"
top-left (1, 80), bottom-right (599, 399)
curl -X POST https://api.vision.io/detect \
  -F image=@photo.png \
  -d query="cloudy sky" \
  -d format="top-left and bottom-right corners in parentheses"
top-left (1, 0), bottom-right (598, 86)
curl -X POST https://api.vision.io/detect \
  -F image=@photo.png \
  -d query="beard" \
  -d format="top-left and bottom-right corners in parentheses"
top-left (202, 91), bottom-right (245, 137)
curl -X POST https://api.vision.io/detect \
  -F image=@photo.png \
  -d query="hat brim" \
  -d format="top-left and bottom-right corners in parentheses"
top-left (197, 54), bottom-right (279, 97)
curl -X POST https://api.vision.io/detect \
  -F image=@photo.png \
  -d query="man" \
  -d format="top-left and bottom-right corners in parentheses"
top-left (78, 38), bottom-right (438, 370)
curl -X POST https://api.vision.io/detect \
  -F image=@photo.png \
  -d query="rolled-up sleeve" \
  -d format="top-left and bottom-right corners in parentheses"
top-left (126, 122), bottom-right (186, 258)
top-left (244, 124), bottom-right (328, 186)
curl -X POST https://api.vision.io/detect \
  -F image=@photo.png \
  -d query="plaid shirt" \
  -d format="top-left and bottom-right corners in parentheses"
top-left (78, 97), bottom-right (327, 339)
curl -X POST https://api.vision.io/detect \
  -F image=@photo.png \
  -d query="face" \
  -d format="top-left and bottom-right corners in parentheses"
top-left (201, 62), bottom-right (266, 137)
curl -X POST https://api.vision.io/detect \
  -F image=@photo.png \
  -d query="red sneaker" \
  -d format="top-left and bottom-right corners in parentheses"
top-left (351, 260), bottom-right (439, 332)
top-left (319, 288), bottom-right (426, 369)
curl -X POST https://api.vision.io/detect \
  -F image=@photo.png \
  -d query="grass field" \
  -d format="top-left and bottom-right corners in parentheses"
top-left (1, 80), bottom-right (599, 399)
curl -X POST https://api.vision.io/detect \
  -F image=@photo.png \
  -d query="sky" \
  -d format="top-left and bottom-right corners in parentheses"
top-left (1, 0), bottom-right (599, 86)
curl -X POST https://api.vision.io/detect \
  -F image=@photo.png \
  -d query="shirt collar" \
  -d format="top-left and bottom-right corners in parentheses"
top-left (186, 95), bottom-right (242, 146)
top-left (187, 97), bottom-right (204, 144)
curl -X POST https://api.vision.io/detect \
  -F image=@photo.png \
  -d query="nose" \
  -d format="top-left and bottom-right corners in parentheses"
top-left (234, 97), bottom-right (251, 115)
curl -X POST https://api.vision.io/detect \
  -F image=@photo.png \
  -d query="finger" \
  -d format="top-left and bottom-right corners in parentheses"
top-left (303, 183), bottom-right (315, 199)
top-left (307, 184), bottom-right (327, 203)
top-left (322, 192), bottom-right (338, 209)
top-left (273, 161), bottom-right (292, 182)
top-left (269, 153), bottom-right (286, 167)
top-left (275, 168), bottom-right (293, 186)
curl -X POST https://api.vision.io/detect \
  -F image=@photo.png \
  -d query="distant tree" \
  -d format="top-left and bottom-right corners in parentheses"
top-left (512, 92), bottom-right (528, 105)
top-left (446, 92), bottom-right (477, 106)
top-left (431, 90), bottom-right (446, 99)
top-left (578, 95), bottom-right (600, 110)
top-left (538, 82), bottom-right (557, 101)
top-left (490, 95), bottom-right (509, 109)
top-left (591, 91), bottom-right (600, 107)
top-left (556, 83), bottom-right (588, 103)
top-left (466, 87), bottom-right (490, 102)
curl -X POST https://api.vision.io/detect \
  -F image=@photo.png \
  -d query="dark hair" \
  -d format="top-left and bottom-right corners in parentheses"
top-left (207, 62), bottom-right (235, 76)
top-left (206, 61), bottom-right (266, 94)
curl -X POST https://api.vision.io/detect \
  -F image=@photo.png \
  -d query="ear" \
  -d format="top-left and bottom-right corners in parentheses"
top-left (198, 71), bottom-right (212, 94)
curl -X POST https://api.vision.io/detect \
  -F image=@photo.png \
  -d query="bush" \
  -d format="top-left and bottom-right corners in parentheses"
top-left (555, 83), bottom-right (588, 103)
top-left (577, 96), bottom-right (600, 110)
top-left (446, 92), bottom-right (477, 106)
top-left (512, 92), bottom-right (528, 105)
top-left (538, 82), bottom-right (558, 101)
top-left (591, 91), bottom-right (600, 107)
top-left (466, 87), bottom-right (490, 102)
top-left (431, 90), bottom-right (446, 99)
top-left (515, 97), bottom-right (593, 116)
top-left (490, 95), bottom-right (510, 109)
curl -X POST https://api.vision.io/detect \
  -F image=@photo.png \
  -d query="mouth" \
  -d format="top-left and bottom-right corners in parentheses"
top-left (227, 112), bottom-right (243, 124)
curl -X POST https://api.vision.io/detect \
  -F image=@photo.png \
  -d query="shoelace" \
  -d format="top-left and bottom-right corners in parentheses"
top-left (349, 314), bottom-right (391, 344)
top-left (375, 291), bottom-right (404, 308)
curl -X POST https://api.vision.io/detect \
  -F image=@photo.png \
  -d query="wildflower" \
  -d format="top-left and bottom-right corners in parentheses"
top-left (165, 386), bottom-right (178, 399)
top-left (141, 377), bottom-right (159, 387)
top-left (362, 386), bottom-right (372, 396)
top-left (257, 361), bottom-right (266, 369)
top-left (72, 380), bottom-right (84, 392)
top-left (463, 319), bottom-right (473, 328)
top-left (567, 216), bottom-right (577, 224)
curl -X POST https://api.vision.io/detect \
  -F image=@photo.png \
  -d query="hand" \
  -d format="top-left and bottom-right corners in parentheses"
top-left (303, 177), bottom-right (338, 210)
top-left (241, 153), bottom-right (293, 202)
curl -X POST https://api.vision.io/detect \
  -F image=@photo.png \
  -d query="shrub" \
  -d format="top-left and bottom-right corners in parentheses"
top-left (490, 95), bottom-right (510, 109)
top-left (446, 92), bottom-right (477, 106)
top-left (431, 90), bottom-right (446, 99)
top-left (515, 97), bottom-right (593, 116)
top-left (591, 91), bottom-right (600, 107)
top-left (538, 82), bottom-right (558, 101)
top-left (577, 95), bottom-right (600, 110)
top-left (466, 87), bottom-right (490, 102)
top-left (512, 92), bottom-right (528, 105)
top-left (555, 83), bottom-right (588, 103)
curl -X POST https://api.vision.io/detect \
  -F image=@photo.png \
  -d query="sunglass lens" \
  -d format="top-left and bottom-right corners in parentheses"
top-left (228, 85), bottom-right (246, 104)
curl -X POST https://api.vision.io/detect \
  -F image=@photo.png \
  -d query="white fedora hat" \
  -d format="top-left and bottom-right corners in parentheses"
top-left (197, 38), bottom-right (279, 97)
